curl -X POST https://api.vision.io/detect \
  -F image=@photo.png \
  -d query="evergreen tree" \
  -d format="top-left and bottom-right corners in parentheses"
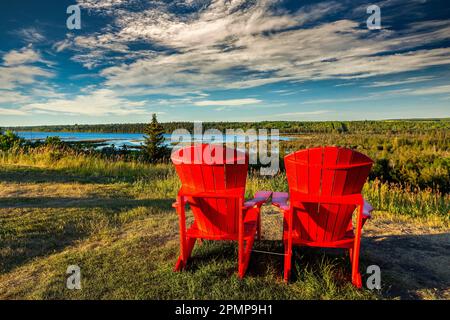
top-left (143, 114), bottom-right (167, 162)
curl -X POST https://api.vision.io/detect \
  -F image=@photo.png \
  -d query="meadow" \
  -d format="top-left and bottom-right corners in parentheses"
top-left (0, 120), bottom-right (449, 300)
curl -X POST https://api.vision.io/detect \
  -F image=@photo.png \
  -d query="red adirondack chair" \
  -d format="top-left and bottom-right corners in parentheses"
top-left (171, 144), bottom-right (271, 278)
top-left (272, 147), bottom-right (374, 287)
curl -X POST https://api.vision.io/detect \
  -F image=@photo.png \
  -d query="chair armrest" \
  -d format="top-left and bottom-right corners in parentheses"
top-left (271, 192), bottom-right (290, 211)
top-left (244, 191), bottom-right (272, 208)
top-left (362, 199), bottom-right (373, 219)
top-left (172, 195), bottom-right (187, 209)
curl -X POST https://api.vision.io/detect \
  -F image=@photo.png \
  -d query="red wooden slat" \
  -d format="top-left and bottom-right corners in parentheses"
top-left (318, 147), bottom-right (339, 242)
top-left (295, 150), bottom-right (309, 193)
top-left (225, 163), bottom-right (238, 234)
top-left (329, 148), bottom-right (352, 240)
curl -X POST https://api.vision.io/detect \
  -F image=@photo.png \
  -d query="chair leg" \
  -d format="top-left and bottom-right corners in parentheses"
top-left (283, 208), bottom-right (293, 282)
top-left (174, 236), bottom-right (197, 271)
top-left (257, 211), bottom-right (262, 241)
top-left (238, 239), bottom-right (245, 278)
top-left (174, 235), bottom-right (187, 272)
top-left (283, 239), bottom-right (292, 282)
top-left (174, 197), bottom-right (187, 272)
top-left (351, 246), bottom-right (362, 288)
top-left (239, 235), bottom-right (256, 278)
top-left (237, 199), bottom-right (246, 278)
top-left (351, 203), bottom-right (364, 288)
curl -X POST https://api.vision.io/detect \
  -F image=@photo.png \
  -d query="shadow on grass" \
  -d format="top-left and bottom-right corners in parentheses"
top-left (174, 233), bottom-right (450, 299)
top-left (0, 197), bottom-right (173, 209)
top-left (0, 165), bottom-right (172, 184)
top-left (0, 198), bottom-right (174, 274)
top-left (363, 232), bottom-right (450, 299)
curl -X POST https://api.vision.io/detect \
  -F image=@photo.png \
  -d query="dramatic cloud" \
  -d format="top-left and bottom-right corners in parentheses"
top-left (65, 0), bottom-right (450, 97)
top-left (2, 0), bottom-right (450, 122)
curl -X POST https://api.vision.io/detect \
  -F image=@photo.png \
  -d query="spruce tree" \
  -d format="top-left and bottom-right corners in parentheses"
top-left (143, 114), bottom-right (167, 162)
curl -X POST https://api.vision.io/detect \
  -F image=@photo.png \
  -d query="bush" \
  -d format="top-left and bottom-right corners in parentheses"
top-left (0, 130), bottom-right (24, 151)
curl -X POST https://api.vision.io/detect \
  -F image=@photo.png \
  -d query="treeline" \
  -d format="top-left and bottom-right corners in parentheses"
top-left (6, 118), bottom-right (450, 135)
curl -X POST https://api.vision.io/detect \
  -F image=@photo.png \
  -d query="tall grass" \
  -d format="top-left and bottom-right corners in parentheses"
top-left (363, 179), bottom-right (449, 219)
top-left (0, 146), bottom-right (171, 181)
top-left (1, 148), bottom-right (448, 219)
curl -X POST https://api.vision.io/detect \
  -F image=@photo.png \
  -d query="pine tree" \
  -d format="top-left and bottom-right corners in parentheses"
top-left (143, 114), bottom-right (167, 163)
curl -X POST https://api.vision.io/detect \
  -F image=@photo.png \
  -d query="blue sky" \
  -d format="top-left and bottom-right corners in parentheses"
top-left (0, 0), bottom-right (449, 126)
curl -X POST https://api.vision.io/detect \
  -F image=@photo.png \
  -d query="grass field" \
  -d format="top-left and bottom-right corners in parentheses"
top-left (0, 152), bottom-right (448, 300)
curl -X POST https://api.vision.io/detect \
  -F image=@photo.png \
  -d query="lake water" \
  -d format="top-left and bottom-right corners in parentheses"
top-left (16, 131), bottom-right (291, 149)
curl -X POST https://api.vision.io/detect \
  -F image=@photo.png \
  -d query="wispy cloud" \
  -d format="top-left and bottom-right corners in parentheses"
top-left (14, 27), bottom-right (45, 44)
top-left (274, 110), bottom-right (332, 117)
top-left (364, 76), bottom-right (435, 88)
top-left (0, 47), bottom-right (54, 91)
top-left (3, 46), bottom-right (42, 66)
top-left (64, 0), bottom-right (450, 97)
top-left (410, 84), bottom-right (450, 95)
top-left (194, 98), bottom-right (262, 106)
top-left (2, 0), bottom-right (450, 122)
top-left (21, 89), bottom-right (148, 116)
top-left (0, 107), bottom-right (27, 116)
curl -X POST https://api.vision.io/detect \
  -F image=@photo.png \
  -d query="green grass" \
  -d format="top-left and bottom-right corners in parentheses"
top-left (0, 151), bottom-right (448, 300)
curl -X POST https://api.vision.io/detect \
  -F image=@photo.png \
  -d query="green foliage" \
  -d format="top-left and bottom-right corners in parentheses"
top-left (0, 130), bottom-right (24, 151)
top-left (142, 114), bottom-right (168, 163)
top-left (44, 136), bottom-right (64, 146)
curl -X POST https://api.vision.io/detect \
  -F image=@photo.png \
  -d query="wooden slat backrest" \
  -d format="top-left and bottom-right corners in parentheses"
top-left (285, 147), bottom-right (373, 242)
top-left (172, 144), bottom-right (248, 236)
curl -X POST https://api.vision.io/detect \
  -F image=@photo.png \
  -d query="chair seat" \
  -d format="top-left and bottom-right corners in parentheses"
top-left (286, 229), bottom-right (355, 248)
top-left (186, 208), bottom-right (259, 241)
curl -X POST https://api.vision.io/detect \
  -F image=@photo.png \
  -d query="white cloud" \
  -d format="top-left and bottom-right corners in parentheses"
top-left (3, 47), bottom-right (41, 66)
top-left (410, 84), bottom-right (450, 95)
top-left (0, 90), bottom-right (31, 104)
top-left (0, 65), bottom-right (54, 91)
top-left (21, 89), bottom-right (148, 116)
top-left (5, 0), bottom-right (450, 120)
top-left (0, 107), bottom-right (27, 116)
top-left (194, 98), bottom-right (262, 106)
top-left (0, 47), bottom-right (54, 91)
top-left (78, 0), bottom-right (131, 10)
top-left (274, 110), bottom-right (332, 117)
top-left (364, 76), bottom-right (435, 87)
top-left (77, 0), bottom-right (450, 96)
